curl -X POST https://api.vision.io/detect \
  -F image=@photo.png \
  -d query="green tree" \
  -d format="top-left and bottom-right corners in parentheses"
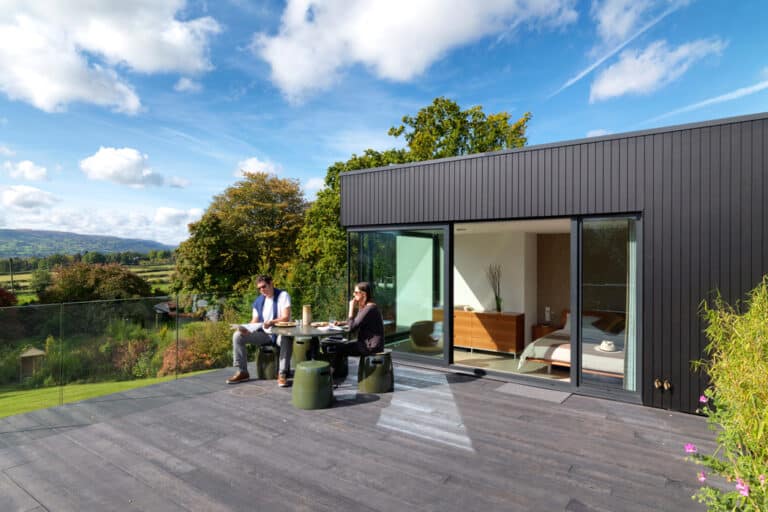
top-left (82, 251), bottom-right (107, 264)
top-left (292, 98), bottom-right (531, 314)
top-left (388, 96), bottom-right (531, 161)
top-left (39, 262), bottom-right (152, 303)
top-left (173, 172), bottom-right (306, 294)
top-left (29, 268), bottom-right (53, 296)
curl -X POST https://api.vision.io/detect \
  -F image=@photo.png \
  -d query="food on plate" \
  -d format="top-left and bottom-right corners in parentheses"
top-left (274, 321), bottom-right (297, 327)
top-left (311, 321), bottom-right (329, 327)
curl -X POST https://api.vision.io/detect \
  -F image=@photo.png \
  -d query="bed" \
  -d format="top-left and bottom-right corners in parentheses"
top-left (518, 311), bottom-right (626, 379)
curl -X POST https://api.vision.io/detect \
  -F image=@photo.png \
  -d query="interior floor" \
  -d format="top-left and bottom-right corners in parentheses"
top-left (386, 338), bottom-right (571, 382)
top-left (452, 348), bottom-right (571, 382)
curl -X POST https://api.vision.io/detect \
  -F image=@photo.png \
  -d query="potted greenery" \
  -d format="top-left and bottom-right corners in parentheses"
top-left (486, 264), bottom-right (502, 312)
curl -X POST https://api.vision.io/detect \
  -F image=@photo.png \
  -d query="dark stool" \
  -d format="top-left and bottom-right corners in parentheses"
top-left (319, 337), bottom-right (349, 381)
top-left (292, 360), bottom-right (333, 410)
top-left (358, 350), bottom-right (394, 393)
top-left (256, 345), bottom-right (278, 380)
top-left (291, 337), bottom-right (312, 366)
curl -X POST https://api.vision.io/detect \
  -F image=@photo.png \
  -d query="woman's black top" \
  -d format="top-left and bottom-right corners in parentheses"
top-left (347, 303), bottom-right (384, 355)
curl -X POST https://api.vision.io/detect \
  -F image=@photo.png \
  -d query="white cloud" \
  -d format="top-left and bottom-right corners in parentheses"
top-left (0, 1), bottom-right (220, 113)
top-left (586, 129), bottom-right (611, 137)
top-left (4, 159), bottom-right (48, 180)
top-left (591, 0), bottom-right (669, 45)
top-left (253, 0), bottom-right (577, 102)
top-left (174, 77), bottom-right (202, 93)
top-left (168, 176), bottom-right (190, 188)
top-left (590, 38), bottom-right (726, 102)
top-left (80, 147), bottom-right (164, 187)
top-left (154, 207), bottom-right (203, 227)
top-left (236, 156), bottom-right (281, 177)
top-left (0, 145), bottom-right (14, 156)
top-left (1, 184), bottom-right (57, 209)
top-left (552, 0), bottom-right (688, 97)
top-left (8, 205), bottom-right (194, 245)
top-left (304, 177), bottom-right (325, 192)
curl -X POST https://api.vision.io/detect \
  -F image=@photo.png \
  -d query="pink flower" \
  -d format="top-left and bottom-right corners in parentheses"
top-left (684, 443), bottom-right (698, 454)
top-left (697, 471), bottom-right (707, 483)
top-left (699, 395), bottom-right (708, 404)
top-left (760, 474), bottom-right (766, 486)
top-left (736, 478), bottom-right (749, 497)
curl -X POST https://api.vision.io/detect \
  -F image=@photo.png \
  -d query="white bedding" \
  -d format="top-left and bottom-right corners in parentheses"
top-left (518, 327), bottom-right (626, 376)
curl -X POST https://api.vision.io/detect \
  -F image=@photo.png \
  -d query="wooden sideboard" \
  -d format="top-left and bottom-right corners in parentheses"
top-left (453, 310), bottom-right (524, 355)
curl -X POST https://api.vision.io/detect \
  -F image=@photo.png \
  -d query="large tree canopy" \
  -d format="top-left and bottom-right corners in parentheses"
top-left (388, 96), bottom-right (531, 161)
top-left (173, 172), bottom-right (305, 294)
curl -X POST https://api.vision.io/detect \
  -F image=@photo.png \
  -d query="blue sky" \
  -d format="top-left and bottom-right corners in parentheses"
top-left (1, 0), bottom-right (766, 245)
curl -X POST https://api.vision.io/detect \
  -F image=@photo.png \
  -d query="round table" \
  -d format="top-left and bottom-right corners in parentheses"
top-left (270, 325), bottom-right (352, 380)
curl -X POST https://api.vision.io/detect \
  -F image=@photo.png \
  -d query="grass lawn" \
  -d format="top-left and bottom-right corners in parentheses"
top-left (0, 369), bottom-right (214, 419)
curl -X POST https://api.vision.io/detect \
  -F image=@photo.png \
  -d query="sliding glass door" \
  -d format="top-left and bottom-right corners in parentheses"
top-left (579, 218), bottom-right (638, 392)
top-left (349, 227), bottom-right (447, 360)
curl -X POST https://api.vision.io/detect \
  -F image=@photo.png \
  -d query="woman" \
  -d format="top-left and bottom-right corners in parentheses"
top-left (336, 281), bottom-right (384, 356)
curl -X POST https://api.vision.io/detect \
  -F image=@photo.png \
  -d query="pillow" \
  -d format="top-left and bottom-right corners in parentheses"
top-left (592, 314), bottom-right (626, 334)
top-left (563, 313), bottom-right (601, 330)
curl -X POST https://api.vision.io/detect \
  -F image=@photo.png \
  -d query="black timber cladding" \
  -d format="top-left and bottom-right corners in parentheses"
top-left (339, 112), bottom-right (768, 413)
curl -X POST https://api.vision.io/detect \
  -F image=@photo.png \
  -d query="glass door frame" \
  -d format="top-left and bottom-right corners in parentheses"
top-left (570, 214), bottom-right (643, 402)
top-left (347, 224), bottom-right (452, 365)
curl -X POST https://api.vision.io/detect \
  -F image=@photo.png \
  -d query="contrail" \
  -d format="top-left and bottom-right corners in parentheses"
top-left (549, 3), bottom-right (683, 98)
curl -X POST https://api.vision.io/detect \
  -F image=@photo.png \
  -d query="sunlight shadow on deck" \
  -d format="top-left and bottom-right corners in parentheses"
top-left (376, 367), bottom-right (474, 452)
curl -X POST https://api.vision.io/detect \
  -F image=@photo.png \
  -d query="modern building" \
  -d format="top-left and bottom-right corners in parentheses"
top-left (339, 112), bottom-right (768, 414)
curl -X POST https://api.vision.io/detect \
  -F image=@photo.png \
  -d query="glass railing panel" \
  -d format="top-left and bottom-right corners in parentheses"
top-left (1, 284), bottom-right (363, 421)
top-left (0, 303), bottom-right (64, 417)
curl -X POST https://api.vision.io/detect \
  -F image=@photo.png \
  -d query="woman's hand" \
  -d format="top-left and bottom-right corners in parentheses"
top-left (348, 298), bottom-right (356, 318)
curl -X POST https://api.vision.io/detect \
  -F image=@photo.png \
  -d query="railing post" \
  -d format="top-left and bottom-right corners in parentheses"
top-left (58, 302), bottom-right (64, 407)
top-left (175, 292), bottom-right (180, 380)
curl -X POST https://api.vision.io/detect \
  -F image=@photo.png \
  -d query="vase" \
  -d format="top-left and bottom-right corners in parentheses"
top-left (494, 296), bottom-right (503, 313)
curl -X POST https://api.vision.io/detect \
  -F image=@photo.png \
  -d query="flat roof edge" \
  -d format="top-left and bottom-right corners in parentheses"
top-left (340, 111), bottom-right (768, 177)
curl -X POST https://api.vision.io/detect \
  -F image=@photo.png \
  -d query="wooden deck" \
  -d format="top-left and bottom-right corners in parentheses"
top-left (0, 362), bottom-right (714, 511)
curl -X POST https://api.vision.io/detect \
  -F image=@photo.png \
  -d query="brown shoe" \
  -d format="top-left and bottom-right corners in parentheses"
top-left (226, 370), bottom-right (250, 384)
top-left (277, 372), bottom-right (289, 387)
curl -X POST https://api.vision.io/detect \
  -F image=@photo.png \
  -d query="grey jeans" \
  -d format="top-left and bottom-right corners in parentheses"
top-left (232, 330), bottom-right (293, 375)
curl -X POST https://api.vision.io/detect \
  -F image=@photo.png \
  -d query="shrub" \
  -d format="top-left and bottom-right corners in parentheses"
top-left (0, 287), bottom-right (17, 307)
top-left (687, 276), bottom-right (768, 510)
top-left (157, 317), bottom-right (232, 376)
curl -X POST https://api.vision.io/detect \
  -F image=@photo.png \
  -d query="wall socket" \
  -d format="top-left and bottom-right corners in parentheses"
top-left (544, 306), bottom-right (551, 323)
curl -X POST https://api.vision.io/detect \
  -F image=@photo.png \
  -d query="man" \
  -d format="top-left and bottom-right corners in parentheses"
top-left (227, 275), bottom-right (292, 387)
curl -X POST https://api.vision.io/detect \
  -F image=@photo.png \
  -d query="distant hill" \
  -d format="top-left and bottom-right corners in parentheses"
top-left (0, 229), bottom-right (176, 258)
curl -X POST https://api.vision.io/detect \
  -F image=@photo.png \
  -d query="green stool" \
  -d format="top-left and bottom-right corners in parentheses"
top-left (358, 351), bottom-right (394, 393)
top-left (292, 360), bottom-right (334, 410)
top-left (291, 337), bottom-right (312, 366)
top-left (256, 345), bottom-right (278, 380)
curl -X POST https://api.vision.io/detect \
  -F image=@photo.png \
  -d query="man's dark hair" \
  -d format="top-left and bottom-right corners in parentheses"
top-left (256, 274), bottom-right (273, 285)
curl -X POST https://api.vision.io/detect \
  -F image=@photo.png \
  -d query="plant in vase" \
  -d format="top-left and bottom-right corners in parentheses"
top-left (486, 264), bottom-right (502, 312)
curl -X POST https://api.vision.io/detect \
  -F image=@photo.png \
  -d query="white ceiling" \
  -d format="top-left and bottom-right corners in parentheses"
top-left (454, 218), bottom-right (570, 235)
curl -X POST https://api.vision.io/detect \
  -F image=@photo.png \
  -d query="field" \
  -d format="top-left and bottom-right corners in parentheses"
top-left (0, 263), bottom-right (174, 297)
top-left (0, 370), bottom-right (212, 419)
top-left (127, 263), bottom-right (175, 293)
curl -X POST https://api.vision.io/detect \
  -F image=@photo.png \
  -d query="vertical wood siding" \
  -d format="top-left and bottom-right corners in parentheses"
top-left (340, 116), bottom-right (768, 413)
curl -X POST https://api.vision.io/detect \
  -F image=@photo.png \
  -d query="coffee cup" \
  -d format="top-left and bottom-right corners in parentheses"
top-left (599, 340), bottom-right (616, 352)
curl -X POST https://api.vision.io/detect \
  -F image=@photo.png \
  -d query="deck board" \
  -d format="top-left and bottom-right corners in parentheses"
top-left (0, 363), bottom-right (713, 511)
